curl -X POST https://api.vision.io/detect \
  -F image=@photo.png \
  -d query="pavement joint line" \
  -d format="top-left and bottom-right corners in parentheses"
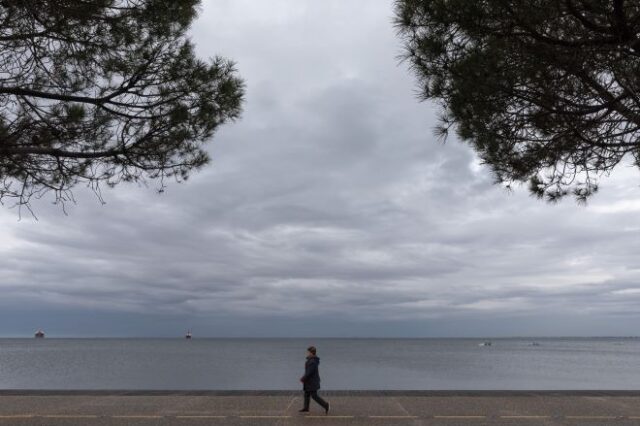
top-left (111, 415), bottom-right (163, 418)
top-left (175, 415), bottom-right (228, 419)
top-left (1, 413), bottom-right (639, 420)
top-left (565, 416), bottom-right (621, 419)
top-left (280, 394), bottom-right (298, 426)
top-left (305, 415), bottom-right (354, 418)
top-left (369, 415), bottom-right (419, 418)
top-left (41, 415), bottom-right (99, 418)
top-left (392, 395), bottom-right (416, 420)
top-left (239, 415), bottom-right (291, 418)
top-left (433, 415), bottom-right (487, 419)
top-left (500, 415), bottom-right (551, 418)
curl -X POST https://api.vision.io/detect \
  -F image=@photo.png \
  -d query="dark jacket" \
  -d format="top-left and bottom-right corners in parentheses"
top-left (301, 355), bottom-right (321, 391)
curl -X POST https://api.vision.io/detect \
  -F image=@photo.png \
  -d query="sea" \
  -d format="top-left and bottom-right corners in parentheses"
top-left (0, 338), bottom-right (638, 390)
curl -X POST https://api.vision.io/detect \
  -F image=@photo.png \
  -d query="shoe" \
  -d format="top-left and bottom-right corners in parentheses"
top-left (325, 402), bottom-right (330, 415)
top-left (298, 409), bottom-right (309, 413)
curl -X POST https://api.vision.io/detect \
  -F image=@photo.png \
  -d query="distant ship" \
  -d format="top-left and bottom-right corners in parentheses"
top-left (34, 329), bottom-right (45, 338)
top-left (478, 341), bottom-right (492, 347)
top-left (185, 330), bottom-right (192, 339)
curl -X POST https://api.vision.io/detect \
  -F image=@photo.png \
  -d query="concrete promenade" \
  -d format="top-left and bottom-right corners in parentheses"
top-left (0, 391), bottom-right (639, 425)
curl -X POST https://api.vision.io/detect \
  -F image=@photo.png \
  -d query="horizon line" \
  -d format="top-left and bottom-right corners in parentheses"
top-left (1, 335), bottom-right (639, 339)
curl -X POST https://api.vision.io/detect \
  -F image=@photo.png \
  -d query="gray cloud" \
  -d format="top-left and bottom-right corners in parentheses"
top-left (0, 0), bottom-right (639, 337)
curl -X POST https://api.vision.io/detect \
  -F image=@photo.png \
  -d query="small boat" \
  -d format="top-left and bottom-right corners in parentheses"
top-left (185, 330), bottom-right (192, 339)
top-left (478, 341), bottom-right (492, 347)
top-left (530, 342), bottom-right (541, 347)
top-left (34, 329), bottom-right (45, 338)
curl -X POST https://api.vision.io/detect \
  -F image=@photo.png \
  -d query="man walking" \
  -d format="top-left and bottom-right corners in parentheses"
top-left (299, 346), bottom-right (330, 414)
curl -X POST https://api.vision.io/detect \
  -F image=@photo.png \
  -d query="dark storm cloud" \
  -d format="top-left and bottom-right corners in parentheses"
top-left (0, 0), bottom-right (639, 337)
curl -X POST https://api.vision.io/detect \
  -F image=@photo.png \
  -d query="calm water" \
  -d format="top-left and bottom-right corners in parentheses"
top-left (0, 338), bottom-right (638, 390)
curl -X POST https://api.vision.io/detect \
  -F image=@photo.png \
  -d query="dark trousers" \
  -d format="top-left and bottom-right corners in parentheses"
top-left (303, 390), bottom-right (328, 410)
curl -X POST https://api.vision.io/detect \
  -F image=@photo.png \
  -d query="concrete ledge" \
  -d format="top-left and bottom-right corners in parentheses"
top-left (1, 390), bottom-right (639, 396)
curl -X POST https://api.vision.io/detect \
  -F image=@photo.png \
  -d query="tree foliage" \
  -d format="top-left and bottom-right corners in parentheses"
top-left (0, 0), bottom-right (244, 210)
top-left (395, 0), bottom-right (640, 201)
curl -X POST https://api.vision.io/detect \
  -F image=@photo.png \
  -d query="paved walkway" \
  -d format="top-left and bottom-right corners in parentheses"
top-left (0, 391), bottom-right (639, 425)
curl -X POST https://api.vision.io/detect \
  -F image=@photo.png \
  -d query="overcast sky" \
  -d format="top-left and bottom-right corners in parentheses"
top-left (1, 0), bottom-right (639, 338)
